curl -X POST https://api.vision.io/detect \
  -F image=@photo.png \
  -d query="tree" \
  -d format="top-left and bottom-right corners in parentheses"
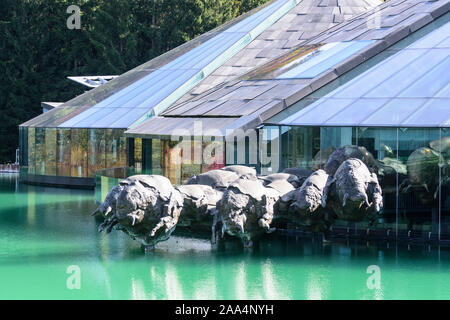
top-left (0, 0), bottom-right (269, 163)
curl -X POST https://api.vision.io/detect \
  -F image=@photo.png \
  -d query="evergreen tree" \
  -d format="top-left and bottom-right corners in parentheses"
top-left (0, 0), bottom-right (269, 163)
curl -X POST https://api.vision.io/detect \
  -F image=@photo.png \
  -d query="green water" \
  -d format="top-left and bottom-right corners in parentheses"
top-left (1, 174), bottom-right (450, 300)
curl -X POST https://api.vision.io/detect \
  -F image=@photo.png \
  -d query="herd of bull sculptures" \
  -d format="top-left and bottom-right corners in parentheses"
top-left (93, 138), bottom-right (449, 249)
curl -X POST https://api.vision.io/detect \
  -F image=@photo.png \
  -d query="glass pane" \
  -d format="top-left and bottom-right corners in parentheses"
top-left (104, 129), bottom-right (126, 170)
top-left (325, 98), bottom-right (388, 126)
top-left (402, 99), bottom-right (450, 127)
top-left (44, 128), bottom-right (57, 176)
top-left (361, 98), bottom-right (427, 127)
top-left (57, 129), bottom-right (71, 177)
top-left (27, 128), bottom-right (35, 174)
top-left (201, 137), bottom-right (225, 173)
top-left (87, 129), bottom-right (106, 177)
top-left (162, 139), bottom-right (182, 185)
top-left (151, 139), bottom-right (162, 175)
top-left (439, 129), bottom-right (450, 240)
top-left (357, 127), bottom-right (399, 233)
top-left (70, 129), bottom-right (88, 178)
top-left (398, 128), bottom-right (441, 237)
top-left (284, 98), bottom-right (356, 126)
top-left (320, 127), bottom-right (357, 153)
top-left (329, 48), bottom-right (426, 99)
top-left (364, 49), bottom-right (449, 98)
top-left (134, 138), bottom-right (143, 173)
top-left (320, 126), bottom-right (357, 232)
top-left (409, 21), bottom-right (450, 49)
top-left (281, 126), bottom-right (319, 170)
top-left (398, 55), bottom-right (450, 98)
top-left (260, 126), bottom-right (280, 175)
top-left (277, 41), bottom-right (374, 79)
top-left (35, 128), bottom-right (45, 175)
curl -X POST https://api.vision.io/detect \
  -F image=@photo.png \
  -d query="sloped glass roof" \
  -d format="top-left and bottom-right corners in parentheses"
top-left (241, 40), bottom-right (374, 81)
top-left (276, 41), bottom-right (374, 79)
top-left (278, 21), bottom-right (450, 128)
top-left (21, 0), bottom-right (301, 129)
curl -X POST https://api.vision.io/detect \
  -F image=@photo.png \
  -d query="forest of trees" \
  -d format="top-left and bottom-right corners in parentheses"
top-left (0, 0), bottom-right (268, 163)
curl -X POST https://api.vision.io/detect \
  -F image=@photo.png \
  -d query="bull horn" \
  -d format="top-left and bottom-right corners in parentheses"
top-left (365, 195), bottom-right (370, 208)
top-left (342, 193), bottom-right (349, 207)
top-left (130, 215), bottom-right (137, 226)
top-left (104, 206), bottom-right (112, 217)
top-left (239, 222), bottom-right (245, 234)
top-left (91, 208), bottom-right (100, 216)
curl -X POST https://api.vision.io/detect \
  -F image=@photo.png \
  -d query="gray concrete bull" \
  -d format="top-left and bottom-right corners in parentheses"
top-left (322, 158), bottom-right (383, 223)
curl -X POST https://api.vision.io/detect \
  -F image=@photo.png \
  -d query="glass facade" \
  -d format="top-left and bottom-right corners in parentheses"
top-left (279, 126), bottom-right (450, 239)
top-left (21, 127), bottom-right (127, 179)
top-left (134, 137), bottom-right (225, 185)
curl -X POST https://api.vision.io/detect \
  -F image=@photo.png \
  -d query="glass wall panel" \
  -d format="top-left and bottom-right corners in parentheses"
top-left (44, 128), bottom-right (57, 176)
top-left (21, 128), bottom-right (129, 179)
top-left (357, 127), bottom-right (399, 233)
top-left (439, 128), bottom-right (450, 239)
top-left (275, 124), bottom-right (448, 241)
top-left (260, 126), bottom-right (280, 175)
top-left (318, 127), bottom-right (358, 170)
top-left (19, 127), bottom-right (28, 167)
top-left (162, 139), bottom-right (182, 185)
top-left (56, 129), bottom-right (71, 177)
top-left (27, 128), bottom-right (35, 174)
top-left (181, 140), bottom-right (201, 183)
top-left (70, 129), bottom-right (88, 177)
top-left (87, 129), bottom-right (106, 177)
top-left (34, 128), bottom-right (45, 175)
top-left (201, 138), bottom-right (225, 173)
top-left (281, 126), bottom-right (320, 170)
top-left (142, 137), bottom-right (226, 185)
top-left (398, 128), bottom-right (441, 237)
top-left (320, 127), bottom-right (358, 231)
top-left (116, 130), bottom-right (127, 168)
top-left (151, 139), bottom-right (162, 175)
top-left (134, 138), bottom-right (143, 173)
top-left (320, 127), bottom-right (357, 150)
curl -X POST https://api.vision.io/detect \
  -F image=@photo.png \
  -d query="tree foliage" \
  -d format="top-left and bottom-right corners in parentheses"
top-left (0, 0), bottom-right (269, 162)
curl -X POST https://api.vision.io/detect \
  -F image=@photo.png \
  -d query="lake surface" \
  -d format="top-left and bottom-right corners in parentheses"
top-left (1, 173), bottom-right (450, 300)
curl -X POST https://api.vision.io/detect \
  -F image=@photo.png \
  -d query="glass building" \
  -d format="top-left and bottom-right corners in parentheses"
top-left (19, 0), bottom-right (379, 187)
top-left (263, 20), bottom-right (450, 240)
top-left (124, 2), bottom-right (450, 240)
top-left (126, 1), bottom-right (449, 186)
top-left (16, 0), bottom-right (450, 241)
